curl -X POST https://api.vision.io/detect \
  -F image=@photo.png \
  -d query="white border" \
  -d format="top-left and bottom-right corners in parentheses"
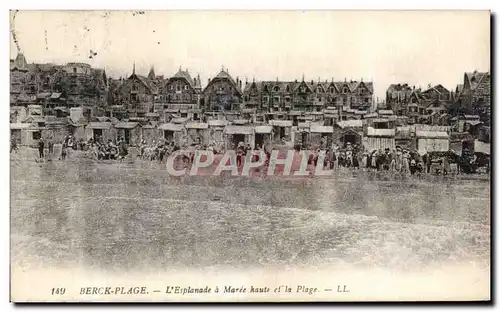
top-left (3, 0), bottom-right (498, 311)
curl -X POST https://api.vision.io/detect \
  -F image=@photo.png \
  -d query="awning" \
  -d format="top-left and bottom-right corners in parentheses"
top-left (145, 112), bottom-right (160, 117)
top-left (416, 131), bottom-right (449, 139)
top-left (10, 123), bottom-right (32, 130)
top-left (171, 117), bottom-right (188, 124)
top-left (185, 122), bottom-right (208, 129)
top-left (224, 126), bottom-right (253, 135)
top-left (336, 120), bottom-right (363, 128)
top-left (232, 119), bottom-right (249, 125)
top-left (87, 122), bottom-right (112, 130)
top-left (372, 118), bottom-right (389, 123)
top-left (367, 127), bottom-right (396, 137)
top-left (255, 125), bottom-right (272, 134)
top-left (115, 122), bottom-right (140, 129)
top-left (474, 140), bottom-right (490, 155)
top-left (158, 123), bottom-right (184, 131)
top-left (288, 111), bottom-right (303, 116)
top-left (324, 113), bottom-right (337, 118)
top-left (465, 120), bottom-right (483, 126)
top-left (269, 120), bottom-right (292, 127)
top-left (310, 125), bottom-right (333, 133)
top-left (36, 93), bottom-right (51, 99)
top-left (208, 120), bottom-right (227, 127)
top-left (164, 109), bottom-right (179, 113)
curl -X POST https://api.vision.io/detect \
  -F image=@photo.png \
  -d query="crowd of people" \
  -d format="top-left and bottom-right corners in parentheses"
top-left (11, 133), bottom-right (488, 176)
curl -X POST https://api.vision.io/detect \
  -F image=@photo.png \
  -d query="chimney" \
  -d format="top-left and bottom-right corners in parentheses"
top-left (208, 78), bottom-right (211, 84)
top-left (239, 80), bottom-right (242, 88)
top-left (311, 80), bottom-right (314, 85)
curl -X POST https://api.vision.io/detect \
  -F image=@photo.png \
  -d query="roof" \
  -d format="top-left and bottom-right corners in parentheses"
top-left (158, 123), bottom-right (184, 131)
top-left (224, 125), bottom-right (253, 135)
top-left (372, 118), bottom-right (389, 123)
top-left (208, 120), bottom-right (227, 127)
top-left (232, 119), bottom-right (250, 125)
top-left (204, 69), bottom-right (242, 95)
top-left (416, 131), bottom-right (449, 139)
top-left (96, 116), bottom-right (111, 122)
top-left (255, 125), bottom-right (273, 134)
top-left (474, 139), bottom-right (490, 155)
top-left (465, 71), bottom-right (490, 91)
top-left (36, 93), bottom-right (51, 99)
top-left (10, 123), bottom-right (32, 130)
top-left (378, 110), bottom-right (394, 115)
top-left (367, 127), bottom-right (395, 137)
top-left (172, 68), bottom-right (195, 88)
top-left (269, 120), bottom-right (293, 127)
top-left (465, 120), bottom-right (483, 126)
top-left (185, 122), bottom-right (208, 129)
top-left (464, 115), bottom-right (481, 120)
top-left (171, 117), bottom-right (189, 124)
top-left (87, 122), bottom-right (112, 130)
top-left (50, 92), bottom-right (62, 99)
top-left (336, 120), bottom-right (363, 128)
top-left (310, 125), bottom-right (333, 133)
top-left (145, 112), bottom-right (160, 117)
top-left (115, 122), bottom-right (140, 129)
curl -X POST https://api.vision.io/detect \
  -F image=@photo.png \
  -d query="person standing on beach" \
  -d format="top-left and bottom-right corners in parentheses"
top-left (38, 138), bottom-right (45, 159)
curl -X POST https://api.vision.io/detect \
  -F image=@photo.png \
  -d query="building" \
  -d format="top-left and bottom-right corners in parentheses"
top-left (161, 67), bottom-right (201, 112)
top-left (455, 71), bottom-right (491, 125)
top-left (201, 68), bottom-right (243, 111)
top-left (116, 63), bottom-right (158, 117)
top-left (385, 83), bottom-right (413, 115)
top-left (243, 78), bottom-right (373, 114)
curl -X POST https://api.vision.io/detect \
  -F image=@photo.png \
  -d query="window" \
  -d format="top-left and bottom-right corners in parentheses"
top-left (169, 85), bottom-right (173, 90)
top-left (316, 87), bottom-right (323, 93)
top-left (185, 85), bottom-right (189, 90)
top-left (329, 87), bottom-right (335, 93)
top-left (343, 87), bottom-right (349, 94)
top-left (285, 96), bottom-right (291, 102)
top-left (273, 86), bottom-right (280, 92)
top-left (245, 95), bottom-right (250, 101)
top-left (176, 85), bottom-right (181, 92)
top-left (263, 96), bottom-right (269, 104)
top-left (176, 94), bottom-right (181, 101)
top-left (318, 97), bottom-right (322, 102)
top-left (73, 68), bottom-right (77, 73)
top-left (32, 131), bottom-right (41, 140)
top-left (274, 96), bottom-right (280, 103)
top-left (264, 85), bottom-right (269, 92)
top-left (132, 84), bottom-right (137, 91)
top-left (300, 87), bottom-right (306, 93)
top-left (343, 98), bottom-right (347, 105)
top-left (286, 85), bottom-right (291, 92)
top-left (365, 97), bottom-right (370, 103)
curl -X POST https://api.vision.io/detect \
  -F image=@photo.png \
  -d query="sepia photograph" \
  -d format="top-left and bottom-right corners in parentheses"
top-left (9, 9), bottom-right (491, 302)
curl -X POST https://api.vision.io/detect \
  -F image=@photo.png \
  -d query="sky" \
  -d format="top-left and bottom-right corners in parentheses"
top-left (9, 10), bottom-right (490, 100)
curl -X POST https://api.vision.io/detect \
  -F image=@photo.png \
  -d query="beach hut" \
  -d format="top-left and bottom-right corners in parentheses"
top-left (416, 131), bottom-right (450, 155)
top-left (114, 122), bottom-right (141, 146)
top-left (86, 122), bottom-right (116, 143)
top-left (269, 120), bottom-right (293, 144)
top-left (223, 125), bottom-right (254, 149)
top-left (208, 119), bottom-right (227, 144)
top-left (185, 122), bottom-right (209, 146)
top-left (158, 123), bottom-right (184, 145)
top-left (334, 120), bottom-right (363, 148)
top-left (254, 125), bottom-right (273, 150)
top-left (309, 125), bottom-right (334, 148)
top-left (363, 127), bottom-right (396, 152)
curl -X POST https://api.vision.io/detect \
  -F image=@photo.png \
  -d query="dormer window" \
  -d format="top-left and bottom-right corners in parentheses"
top-left (300, 87), bottom-right (306, 93)
top-left (286, 86), bottom-right (291, 92)
top-left (316, 86), bottom-right (323, 93)
top-left (184, 85), bottom-right (189, 90)
top-left (273, 86), bottom-right (279, 92)
top-left (263, 85), bottom-right (269, 92)
top-left (132, 84), bottom-right (137, 91)
top-left (343, 87), bottom-right (349, 94)
top-left (329, 87), bottom-right (335, 93)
